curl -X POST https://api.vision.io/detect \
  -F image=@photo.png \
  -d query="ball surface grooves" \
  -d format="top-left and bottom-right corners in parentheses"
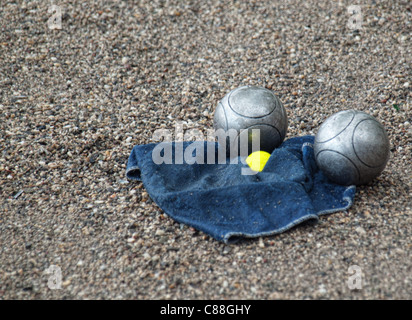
top-left (314, 110), bottom-right (390, 186)
top-left (213, 86), bottom-right (288, 155)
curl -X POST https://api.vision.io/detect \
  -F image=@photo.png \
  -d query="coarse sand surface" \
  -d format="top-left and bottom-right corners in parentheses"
top-left (0, 0), bottom-right (411, 299)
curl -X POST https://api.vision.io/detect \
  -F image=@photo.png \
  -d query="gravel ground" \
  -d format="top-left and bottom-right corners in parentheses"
top-left (1, 0), bottom-right (411, 300)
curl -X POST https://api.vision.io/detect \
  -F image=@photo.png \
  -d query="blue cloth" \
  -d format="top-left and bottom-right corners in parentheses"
top-left (126, 136), bottom-right (356, 243)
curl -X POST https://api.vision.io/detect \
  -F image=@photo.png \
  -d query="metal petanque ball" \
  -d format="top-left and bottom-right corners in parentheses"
top-left (314, 110), bottom-right (390, 186)
top-left (213, 86), bottom-right (288, 155)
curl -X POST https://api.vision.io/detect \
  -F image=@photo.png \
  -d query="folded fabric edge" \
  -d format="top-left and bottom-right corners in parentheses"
top-left (302, 142), bottom-right (313, 148)
top-left (301, 141), bottom-right (356, 216)
top-left (126, 165), bottom-right (142, 181)
top-left (317, 185), bottom-right (356, 216)
top-left (223, 213), bottom-right (320, 244)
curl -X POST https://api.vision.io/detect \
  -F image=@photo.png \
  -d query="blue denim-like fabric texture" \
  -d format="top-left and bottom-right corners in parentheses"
top-left (126, 136), bottom-right (356, 243)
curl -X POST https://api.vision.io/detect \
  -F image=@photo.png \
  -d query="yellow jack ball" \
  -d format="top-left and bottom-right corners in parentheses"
top-left (246, 151), bottom-right (271, 172)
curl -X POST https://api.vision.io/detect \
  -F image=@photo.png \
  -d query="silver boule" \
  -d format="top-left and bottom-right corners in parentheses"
top-left (213, 86), bottom-right (288, 155)
top-left (314, 110), bottom-right (390, 186)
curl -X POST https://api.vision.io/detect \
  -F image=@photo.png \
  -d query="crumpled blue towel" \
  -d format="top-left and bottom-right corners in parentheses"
top-left (126, 136), bottom-right (356, 243)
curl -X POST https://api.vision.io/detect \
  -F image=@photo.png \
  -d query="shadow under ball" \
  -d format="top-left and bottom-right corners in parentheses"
top-left (314, 110), bottom-right (390, 186)
top-left (213, 86), bottom-right (288, 155)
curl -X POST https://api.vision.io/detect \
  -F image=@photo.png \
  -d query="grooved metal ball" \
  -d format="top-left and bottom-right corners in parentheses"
top-left (213, 86), bottom-right (288, 154)
top-left (314, 110), bottom-right (390, 186)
